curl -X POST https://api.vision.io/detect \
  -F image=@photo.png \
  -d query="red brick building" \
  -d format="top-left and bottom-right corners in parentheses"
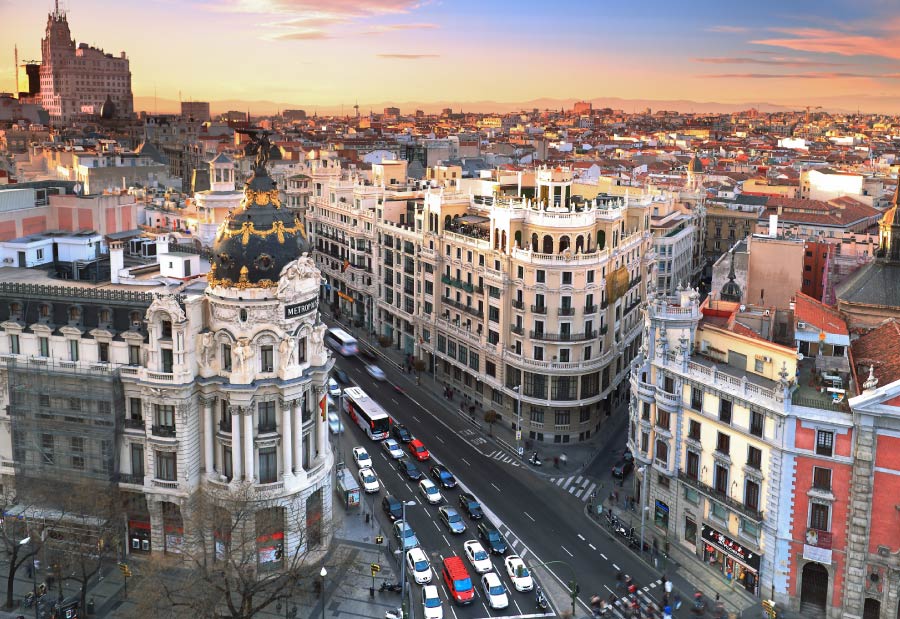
top-left (802, 240), bottom-right (834, 301)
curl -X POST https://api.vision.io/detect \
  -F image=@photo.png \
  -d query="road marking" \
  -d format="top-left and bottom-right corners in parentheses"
top-left (560, 545), bottom-right (573, 557)
top-left (575, 475), bottom-right (584, 485)
top-left (442, 534), bottom-right (451, 547)
top-left (555, 476), bottom-right (568, 486)
top-left (391, 398), bottom-right (399, 405)
top-left (589, 543), bottom-right (597, 550)
top-left (433, 521), bottom-right (441, 532)
top-left (584, 482), bottom-right (597, 498)
top-left (600, 552), bottom-right (607, 560)
top-left (460, 458), bottom-right (471, 466)
top-left (412, 415), bottom-right (421, 422)
top-left (523, 511), bottom-right (535, 522)
top-left (435, 435), bottom-right (445, 444)
top-left (577, 534), bottom-right (586, 541)
top-left (491, 482), bottom-right (501, 492)
top-left (612, 563), bottom-right (620, 571)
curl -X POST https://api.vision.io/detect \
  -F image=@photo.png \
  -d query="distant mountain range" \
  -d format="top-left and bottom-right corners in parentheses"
top-left (133, 95), bottom-right (809, 117)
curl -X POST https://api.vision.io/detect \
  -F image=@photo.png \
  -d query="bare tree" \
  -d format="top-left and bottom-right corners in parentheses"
top-left (134, 484), bottom-right (332, 619)
top-left (0, 497), bottom-right (42, 609)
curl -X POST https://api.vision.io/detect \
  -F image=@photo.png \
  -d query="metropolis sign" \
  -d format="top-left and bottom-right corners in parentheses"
top-left (285, 297), bottom-right (318, 319)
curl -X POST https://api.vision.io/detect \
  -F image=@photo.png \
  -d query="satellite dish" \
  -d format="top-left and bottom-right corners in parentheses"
top-left (797, 353), bottom-right (805, 361)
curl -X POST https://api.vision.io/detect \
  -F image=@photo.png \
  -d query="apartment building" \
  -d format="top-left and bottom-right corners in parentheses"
top-left (650, 195), bottom-right (702, 296)
top-left (310, 162), bottom-right (654, 445)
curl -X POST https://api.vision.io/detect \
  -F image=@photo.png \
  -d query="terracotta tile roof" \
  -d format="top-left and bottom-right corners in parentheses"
top-left (850, 319), bottom-right (900, 386)
top-left (763, 196), bottom-right (881, 227)
top-left (794, 292), bottom-right (848, 335)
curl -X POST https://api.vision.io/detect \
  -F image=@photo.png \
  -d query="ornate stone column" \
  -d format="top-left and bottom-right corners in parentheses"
top-left (201, 396), bottom-right (216, 476)
top-left (315, 386), bottom-right (327, 461)
top-left (243, 406), bottom-right (255, 482)
top-left (293, 398), bottom-right (304, 474)
top-left (230, 405), bottom-right (243, 481)
top-left (281, 398), bottom-right (293, 478)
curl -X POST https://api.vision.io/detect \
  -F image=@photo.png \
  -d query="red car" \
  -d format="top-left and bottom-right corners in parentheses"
top-left (409, 439), bottom-right (431, 462)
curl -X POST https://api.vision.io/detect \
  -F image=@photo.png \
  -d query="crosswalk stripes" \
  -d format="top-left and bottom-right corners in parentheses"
top-left (485, 449), bottom-right (521, 467)
top-left (551, 475), bottom-right (598, 502)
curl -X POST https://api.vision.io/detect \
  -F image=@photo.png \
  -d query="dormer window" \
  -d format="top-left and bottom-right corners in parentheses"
top-left (39, 304), bottom-right (50, 319)
top-left (129, 311), bottom-right (143, 330)
top-left (68, 306), bottom-right (81, 323)
top-left (9, 302), bottom-right (22, 320)
top-left (98, 308), bottom-right (111, 325)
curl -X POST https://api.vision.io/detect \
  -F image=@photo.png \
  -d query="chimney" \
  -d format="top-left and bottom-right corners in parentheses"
top-left (769, 214), bottom-right (778, 238)
top-left (109, 241), bottom-right (124, 284)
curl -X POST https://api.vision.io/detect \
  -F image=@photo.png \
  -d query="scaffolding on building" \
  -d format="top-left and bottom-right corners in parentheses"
top-left (7, 357), bottom-right (123, 503)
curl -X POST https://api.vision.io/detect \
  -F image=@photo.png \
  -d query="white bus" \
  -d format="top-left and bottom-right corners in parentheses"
top-left (342, 386), bottom-right (391, 441)
top-left (325, 327), bottom-right (358, 356)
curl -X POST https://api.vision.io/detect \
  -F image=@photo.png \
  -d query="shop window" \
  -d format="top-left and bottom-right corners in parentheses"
top-left (654, 501), bottom-right (669, 528)
top-left (684, 516), bottom-right (697, 543)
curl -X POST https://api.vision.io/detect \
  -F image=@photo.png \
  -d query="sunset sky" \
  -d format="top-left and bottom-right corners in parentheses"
top-left (1, 0), bottom-right (900, 113)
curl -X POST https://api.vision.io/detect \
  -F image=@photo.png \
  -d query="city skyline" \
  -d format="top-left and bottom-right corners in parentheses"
top-left (3, 0), bottom-right (900, 114)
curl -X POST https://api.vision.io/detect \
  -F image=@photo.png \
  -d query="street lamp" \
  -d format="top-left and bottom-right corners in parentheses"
top-left (398, 500), bottom-right (416, 619)
top-left (513, 385), bottom-right (523, 457)
top-left (638, 466), bottom-right (650, 557)
top-left (20, 536), bottom-right (37, 619)
top-left (319, 566), bottom-right (327, 619)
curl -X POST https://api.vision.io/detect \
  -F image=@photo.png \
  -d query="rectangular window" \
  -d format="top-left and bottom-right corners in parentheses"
top-left (71, 437), bottom-right (84, 470)
top-left (534, 346), bottom-right (543, 361)
top-left (587, 270), bottom-right (595, 284)
top-left (98, 341), bottom-right (109, 362)
top-left (8, 335), bottom-right (19, 355)
top-left (747, 446), bottom-right (762, 469)
top-left (810, 503), bottom-right (830, 531)
top-left (536, 270), bottom-right (545, 283)
top-left (161, 348), bottom-right (173, 373)
top-left (222, 344), bottom-right (232, 371)
top-left (684, 487), bottom-right (699, 505)
top-left (714, 464), bottom-right (728, 494)
top-left (744, 480), bottom-right (760, 511)
top-left (685, 516), bottom-right (697, 542)
top-left (155, 451), bottom-right (177, 481)
top-left (686, 451), bottom-right (700, 479)
top-left (816, 430), bottom-right (834, 457)
top-left (69, 339), bottom-right (79, 362)
top-left (640, 431), bottom-right (649, 454)
top-left (259, 447), bottom-right (278, 484)
top-left (131, 443), bottom-right (144, 477)
top-left (530, 407), bottom-right (544, 424)
top-left (260, 345), bottom-right (274, 372)
top-left (258, 401), bottom-right (276, 432)
top-left (161, 321), bottom-right (172, 339)
top-left (223, 448), bottom-right (233, 481)
top-left (485, 361), bottom-right (496, 377)
top-left (562, 271), bottom-right (572, 285)
top-left (656, 409), bottom-right (670, 431)
top-left (691, 387), bottom-right (703, 412)
top-left (41, 434), bottom-right (54, 465)
top-left (750, 410), bottom-right (764, 437)
top-left (130, 398), bottom-right (143, 421)
top-left (469, 352), bottom-right (479, 372)
top-left (719, 399), bottom-right (732, 424)
top-left (642, 402), bottom-right (650, 421)
top-left (488, 306), bottom-right (499, 323)
top-left (155, 404), bottom-right (175, 428)
top-left (740, 518), bottom-right (760, 540)
top-left (710, 502), bottom-right (728, 521)
top-left (813, 467), bottom-right (832, 491)
top-left (554, 410), bottom-right (571, 427)
top-left (716, 432), bottom-right (731, 455)
top-left (38, 337), bottom-right (49, 358)
top-left (129, 344), bottom-right (141, 366)
top-left (688, 419), bottom-right (701, 441)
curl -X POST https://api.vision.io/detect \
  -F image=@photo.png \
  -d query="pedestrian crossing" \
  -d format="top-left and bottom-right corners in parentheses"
top-left (603, 579), bottom-right (665, 619)
top-left (485, 449), bottom-right (521, 467)
top-left (551, 475), bottom-right (598, 502)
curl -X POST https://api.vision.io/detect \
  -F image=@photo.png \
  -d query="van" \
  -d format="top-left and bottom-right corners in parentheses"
top-left (442, 556), bottom-right (474, 605)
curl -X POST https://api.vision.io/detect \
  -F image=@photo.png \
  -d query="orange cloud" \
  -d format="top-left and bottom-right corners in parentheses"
top-left (699, 71), bottom-right (887, 79)
top-left (694, 56), bottom-right (848, 67)
top-left (752, 27), bottom-right (900, 60)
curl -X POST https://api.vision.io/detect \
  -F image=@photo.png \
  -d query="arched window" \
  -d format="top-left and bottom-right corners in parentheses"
top-left (494, 229), bottom-right (500, 251)
top-left (531, 233), bottom-right (539, 252)
top-left (655, 440), bottom-right (669, 466)
top-left (514, 231), bottom-right (522, 249)
top-left (559, 236), bottom-right (570, 253)
top-left (597, 230), bottom-right (606, 250)
top-left (542, 235), bottom-right (554, 254)
top-left (444, 215), bottom-right (451, 228)
top-left (501, 230), bottom-right (507, 254)
top-left (575, 235), bottom-right (584, 254)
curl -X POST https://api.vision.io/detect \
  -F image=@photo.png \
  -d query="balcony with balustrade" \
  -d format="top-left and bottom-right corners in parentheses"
top-left (677, 469), bottom-right (764, 522)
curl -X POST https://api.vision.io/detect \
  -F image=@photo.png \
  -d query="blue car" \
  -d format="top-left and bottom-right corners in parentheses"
top-left (397, 458), bottom-right (423, 481)
top-left (430, 464), bottom-right (457, 489)
top-left (439, 506), bottom-right (467, 534)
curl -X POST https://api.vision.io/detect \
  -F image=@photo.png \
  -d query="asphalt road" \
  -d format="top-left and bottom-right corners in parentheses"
top-left (330, 351), bottom-right (680, 619)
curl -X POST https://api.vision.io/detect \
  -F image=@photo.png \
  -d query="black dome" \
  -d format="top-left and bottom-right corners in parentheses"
top-left (100, 95), bottom-right (116, 120)
top-left (208, 163), bottom-right (309, 289)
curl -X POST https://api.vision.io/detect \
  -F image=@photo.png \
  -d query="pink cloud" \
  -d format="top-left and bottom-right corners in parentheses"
top-left (699, 71), bottom-right (888, 79)
top-left (752, 27), bottom-right (900, 60)
top-left (694, 56), bottom-right (848, 67)
top-left (376, 53), bottom-right (439, 59)
top-left (706, 25), bottom-right (749, 33)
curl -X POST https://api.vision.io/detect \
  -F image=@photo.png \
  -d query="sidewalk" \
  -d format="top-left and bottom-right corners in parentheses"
top-left (324, 311), bottom-right (619, 477)
top-left (585, 500), bottom-right (758, 617)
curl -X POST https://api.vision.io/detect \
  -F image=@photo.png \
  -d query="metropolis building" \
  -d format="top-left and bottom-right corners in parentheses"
top-left (0, 150), bottom-right (332, 562)
top-left (309, 161), bottom-right (654, 444)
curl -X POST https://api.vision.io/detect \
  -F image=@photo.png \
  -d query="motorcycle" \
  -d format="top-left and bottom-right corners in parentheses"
top-left (385, 608), bottom-right (403, 619)
top-left (692, 591), bottom-right (707, 615)
top-left (605, 511), bottom-right (618, 529)
top-left (528, 452), bottom-right (542, 466)
top-left (535, 586), bottom-right (549, 610)
top-left (22, 592), bottom-right (34, 609)
top-left (379, 582), bottom-right (402, 593)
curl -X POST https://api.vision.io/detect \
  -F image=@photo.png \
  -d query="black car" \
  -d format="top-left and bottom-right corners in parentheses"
top-left (612, 459), bottom-right (634, 479)
top-left (333, 369), bottom-right (351, 385)
top-left (392, 423), bottom-right (413, 443)
top-left (382, 495), bottom-right (403, 521)
top-left (458, 492), bottom-right (483, 520)
top-left (430, 464), bottom-right (457, 489)
top-left (623, 448), bottom-right (634, 463)
top-left (477, 521), bottom-right (507, 554)
top-left (397, 458), bottom-right (423, 481)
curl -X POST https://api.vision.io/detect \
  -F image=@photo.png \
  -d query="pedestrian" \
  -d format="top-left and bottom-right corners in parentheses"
top-left (665, 578), bottom-right (673, 597)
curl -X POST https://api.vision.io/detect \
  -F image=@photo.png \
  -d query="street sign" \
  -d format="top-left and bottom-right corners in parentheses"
top-left (371, 563), bottom-right (381, 576)
top-left (375, 535), bottom-right (384, 545)
top-left (517, 446), bottom-right (524, 456)
top-left (515, 431), bottom-right (521, 441)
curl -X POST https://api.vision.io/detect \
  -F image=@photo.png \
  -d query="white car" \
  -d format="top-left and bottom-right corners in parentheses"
top-left (358, 467), bottom-right (380, 494)
top-left (422, 585), bottom-right (443, 619)
top-left (418, 479), bottom-right (442, 505)
top-left (504, 555), bottom-right (533, 592)
top-left (352, 447), bottom-right (372, 469)
top-left (382, 438), bottom-right (404, 460)
top-left (328, 378), bottom-right (341, 397)
top-left (327, 412), bottom-right (343, 435)
top-left (481, 572), bottom-right (509, 610)
top-left (463, 540), bottom-right (492, 574)
top-left (406, 547), bottom-right (432, 584)
top-left (366, 364), bottom-right (387, 381)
